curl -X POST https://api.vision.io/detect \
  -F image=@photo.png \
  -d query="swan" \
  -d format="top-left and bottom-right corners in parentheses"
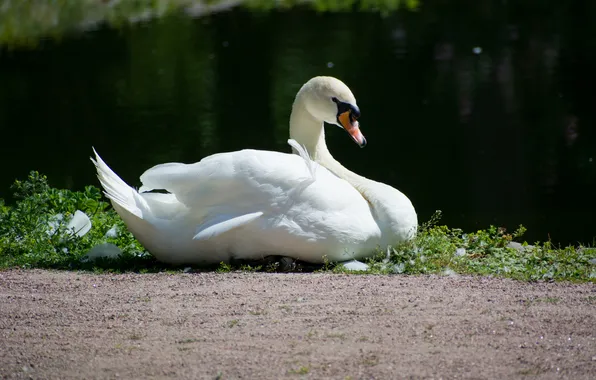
top-left (91, 76), bottom-right (417, 268)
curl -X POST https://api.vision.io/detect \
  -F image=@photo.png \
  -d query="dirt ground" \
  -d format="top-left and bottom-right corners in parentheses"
top-left (0, 270), bottom-right (594, 379)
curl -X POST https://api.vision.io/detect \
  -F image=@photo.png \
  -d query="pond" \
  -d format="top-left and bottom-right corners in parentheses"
top-left (1, 1), bottom-right (594, 245)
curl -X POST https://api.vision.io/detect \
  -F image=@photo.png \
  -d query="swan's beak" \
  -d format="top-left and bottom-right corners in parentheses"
top-left (338, 111), bottom-right (367, 148)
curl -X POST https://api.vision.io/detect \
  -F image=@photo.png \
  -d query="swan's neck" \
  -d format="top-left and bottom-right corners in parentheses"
top-left (289, 100), bottom-right (372, 191)
top-left (289, 102), bottom-right (327, 161)
top-left (288, 86), bottom-right (418, 243)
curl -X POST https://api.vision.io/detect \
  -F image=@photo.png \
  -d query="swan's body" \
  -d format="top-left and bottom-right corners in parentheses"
top-left (92, 76), bottom-right (417, 265)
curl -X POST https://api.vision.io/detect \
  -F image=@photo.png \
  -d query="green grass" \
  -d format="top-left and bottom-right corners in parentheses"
top-left (334, 217), bottom-right (596, 282)
top-left (0, 171), bottom-right (159, 272)
top-left (0, 171), bottom-right (595, 282)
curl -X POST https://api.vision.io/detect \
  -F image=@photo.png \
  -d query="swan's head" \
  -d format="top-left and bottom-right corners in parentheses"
top-left (299, 76), bottom-right (366, 148)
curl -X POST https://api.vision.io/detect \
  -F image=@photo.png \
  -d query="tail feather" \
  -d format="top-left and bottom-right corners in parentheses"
top-left (90, 148), bottom-right (147, 219)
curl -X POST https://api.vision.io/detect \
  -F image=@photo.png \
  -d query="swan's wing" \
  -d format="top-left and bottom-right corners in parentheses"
top-left (136, 148), bottom-right (364, 241)
top-left (140, 192), bottom-right (187, 220)
top-left (193, 212), bottom-right (264, 241)
top-left (139, 149), bottom-right (317, 208)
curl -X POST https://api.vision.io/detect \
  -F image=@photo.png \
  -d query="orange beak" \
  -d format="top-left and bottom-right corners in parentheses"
top-left (338, 111), bottom-right (367, 148)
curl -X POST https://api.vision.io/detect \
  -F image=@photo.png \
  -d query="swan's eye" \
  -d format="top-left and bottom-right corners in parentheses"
top-left (332, 97), bottom-right (360, 121)
top-left (333, 98), bottom-right (351, 116)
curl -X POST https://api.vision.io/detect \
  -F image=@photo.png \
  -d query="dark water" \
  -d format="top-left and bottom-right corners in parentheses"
top-left (1, 4), bottom-right (595, 245)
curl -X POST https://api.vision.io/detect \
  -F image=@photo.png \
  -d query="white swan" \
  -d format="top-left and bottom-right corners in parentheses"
top-left (91, 76), bottom-right (417, 267)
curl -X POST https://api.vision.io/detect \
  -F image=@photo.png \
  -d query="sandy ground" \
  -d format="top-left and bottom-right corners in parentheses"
top-left (0, 270), bottom-right (594, 379)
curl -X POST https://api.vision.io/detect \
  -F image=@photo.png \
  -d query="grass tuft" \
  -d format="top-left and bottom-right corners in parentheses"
top-left (0, 171), bottom-right (157, 271)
